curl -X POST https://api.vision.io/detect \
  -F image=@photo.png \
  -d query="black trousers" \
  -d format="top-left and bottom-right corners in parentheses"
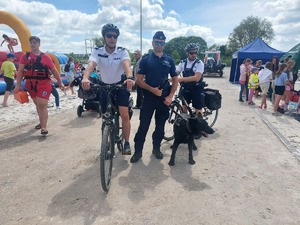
top-left (136, 85), bottom-right (144, 108)
top-left (134, 93), bottom-right (169, 153)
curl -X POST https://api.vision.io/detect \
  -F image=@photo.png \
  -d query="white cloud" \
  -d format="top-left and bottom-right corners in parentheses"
top-left (169, 10), bottom-right (179, 17)
top-left (252, 0), bottom-right (300, 51)
top-left (0, 0), bottom-right (298, 55)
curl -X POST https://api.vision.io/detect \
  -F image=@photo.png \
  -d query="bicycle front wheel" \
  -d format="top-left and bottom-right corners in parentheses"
top-left (203, 108), bottom-right (218, 127)
top-left (100, 124), bottom-right (115, 192)
top-left (164, 102), bottom-right (183, 141)
top-left (115, 114), bottom-right (124, 152)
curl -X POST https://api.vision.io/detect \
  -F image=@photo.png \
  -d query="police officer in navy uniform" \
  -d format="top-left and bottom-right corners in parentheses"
top-left (130, 31), bottom-right (178, 163)
top-left (82, 23), bottom-right (134, 154)
top-left (176, 43), bottom-right (205, 116)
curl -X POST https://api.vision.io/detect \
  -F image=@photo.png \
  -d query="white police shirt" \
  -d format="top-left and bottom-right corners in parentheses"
top-left (176, 58), bottom-right (204, 74)
top-left (89, 46), bottom-right (130, 84)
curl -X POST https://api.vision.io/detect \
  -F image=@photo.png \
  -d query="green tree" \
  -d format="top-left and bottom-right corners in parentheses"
top-left (219, 45), bottom-right (229, 57)
top-left (93, 37), bottom-right (104, 47)
top-left (66, 52), bottom-right (78, 61)
top-left (171, 50), bottom-right (181, 64)
top-left (208, 44), bottom-right (220, 51)
top-left (164, 36), bottom-right (207, 61)
top-left (227, 16), bottom-right (274, 52)
top-left (219, 44), bottom-right (232, 66)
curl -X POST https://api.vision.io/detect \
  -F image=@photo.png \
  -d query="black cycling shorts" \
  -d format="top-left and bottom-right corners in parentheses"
top-left (180, 87), bottom-right (205, 110)
top-left (99, 88), bottom-right (130, 113)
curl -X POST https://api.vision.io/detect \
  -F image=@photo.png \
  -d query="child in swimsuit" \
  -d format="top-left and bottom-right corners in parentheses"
top-left (1, 34), bottom-right (18, 52)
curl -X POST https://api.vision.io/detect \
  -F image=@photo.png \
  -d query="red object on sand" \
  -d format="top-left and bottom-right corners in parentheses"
top-left (14, 91), bottom-right (29, 104)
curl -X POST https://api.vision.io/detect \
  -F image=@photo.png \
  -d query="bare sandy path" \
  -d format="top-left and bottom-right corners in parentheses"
top-left (0, 69), bottom-right (299, 225)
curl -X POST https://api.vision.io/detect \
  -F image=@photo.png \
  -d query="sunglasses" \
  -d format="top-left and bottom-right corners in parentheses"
top-left (105, 34), bottom-right (118, 39)
top-left (154, 41), bottom-right (165, 46)
top-left (189, 52), bottom-right (197, 55)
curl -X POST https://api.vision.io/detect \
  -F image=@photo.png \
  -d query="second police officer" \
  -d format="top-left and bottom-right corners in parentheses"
top-left (130, 31), bottom-right (179, 163)
top-left (176, 43), bottom-right (205, 117)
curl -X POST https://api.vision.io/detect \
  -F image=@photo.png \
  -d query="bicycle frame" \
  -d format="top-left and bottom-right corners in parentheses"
top-left (90, 82), bottom-right (126, 193)
top-left (176, 86), bottom-right (218, 125)
top-left (97, 83), bottom-right (125, 147)
top-left (175, 87), bottom-right (195, 117)
top-left (164, 84), bottom-right (219, 141)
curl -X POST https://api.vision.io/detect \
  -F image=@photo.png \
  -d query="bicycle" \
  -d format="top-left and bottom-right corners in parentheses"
top-left (90, 82), bottom-right (133, 192)
top-left (164, 84), bottom-right (219, 141)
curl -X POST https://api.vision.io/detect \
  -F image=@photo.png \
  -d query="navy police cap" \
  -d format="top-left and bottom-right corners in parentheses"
top-left (153, 31), bottom-right (166, 40)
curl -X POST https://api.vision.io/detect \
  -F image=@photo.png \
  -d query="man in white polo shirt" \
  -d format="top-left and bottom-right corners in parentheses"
top-left (82, 23), bottom-right (134, 155)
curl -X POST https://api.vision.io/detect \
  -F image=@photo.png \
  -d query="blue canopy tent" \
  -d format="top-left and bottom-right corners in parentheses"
top-left (229, 37), bottom-right (285, 83)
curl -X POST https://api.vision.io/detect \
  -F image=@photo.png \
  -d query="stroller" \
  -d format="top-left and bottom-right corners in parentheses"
top-left (73, 74), bottom-right (102, 117)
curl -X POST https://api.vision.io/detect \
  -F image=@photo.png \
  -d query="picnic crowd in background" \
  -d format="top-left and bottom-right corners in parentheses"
top-left (238, 56), bottom-right (300, 118)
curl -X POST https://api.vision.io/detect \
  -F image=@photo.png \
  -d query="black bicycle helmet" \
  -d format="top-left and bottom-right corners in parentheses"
top-left (185, 43), bottom-right (199, 52)
top-left (101, 23), bottom-right (120, 37)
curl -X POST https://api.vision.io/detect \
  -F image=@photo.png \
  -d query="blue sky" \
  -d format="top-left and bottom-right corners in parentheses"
top-left (0, 0), bottom-right (299, 54)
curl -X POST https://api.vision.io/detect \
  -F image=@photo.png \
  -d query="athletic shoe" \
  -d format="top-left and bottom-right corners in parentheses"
top-left (123, 142), bottom-right (131, 155)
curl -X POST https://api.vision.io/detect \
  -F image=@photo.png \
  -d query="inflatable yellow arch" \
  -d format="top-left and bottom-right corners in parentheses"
top-left (47, 53), bottom-right (61, 73)
top-left (0, 10), bottom-right (31, 52)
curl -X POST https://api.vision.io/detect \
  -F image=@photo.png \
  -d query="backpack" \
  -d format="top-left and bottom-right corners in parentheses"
top-left (64, 64), bottom-right (70, 72)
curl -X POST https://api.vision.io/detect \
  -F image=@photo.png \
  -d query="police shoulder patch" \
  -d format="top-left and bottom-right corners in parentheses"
top-left (94, 45), bottom-right (104, 50)
top-left (117, 46), bottom-right (126, 51)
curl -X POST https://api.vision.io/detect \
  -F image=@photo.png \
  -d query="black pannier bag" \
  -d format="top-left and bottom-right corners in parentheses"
top-left (204, 88), bottom-right (222, 110)
top-left (78, 86), bottom-right (97, 100)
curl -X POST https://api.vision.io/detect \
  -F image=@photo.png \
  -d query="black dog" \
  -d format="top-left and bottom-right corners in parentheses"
top-left (168, 114), bottom-right (215, 166)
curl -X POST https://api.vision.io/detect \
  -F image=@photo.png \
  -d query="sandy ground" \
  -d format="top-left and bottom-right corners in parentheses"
top-left (0, 68), bottom-right (300, 225)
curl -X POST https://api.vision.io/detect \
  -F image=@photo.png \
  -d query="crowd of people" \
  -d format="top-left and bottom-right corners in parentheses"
top-left (2, 22), bottom-right (299, 164)
top-left (238, 57), bottom-right (300, 117)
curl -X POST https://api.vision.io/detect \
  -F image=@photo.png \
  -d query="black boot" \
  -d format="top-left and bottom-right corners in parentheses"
top-left (152, 148), bottom-right (163, 159)
top-left (130, 151), bottom-right (142, 163)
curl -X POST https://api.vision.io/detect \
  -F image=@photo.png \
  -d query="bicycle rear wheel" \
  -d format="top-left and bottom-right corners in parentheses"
top-left (203, 107), bottom-right (218, 127)
top-left (100, 124), bottom-right (115, 192)
top-left (164, 102), bottom-right (183, 141)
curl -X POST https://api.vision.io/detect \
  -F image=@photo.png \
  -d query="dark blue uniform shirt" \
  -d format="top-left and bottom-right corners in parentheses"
top-left (138, 52), bottom-right (177, 88)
